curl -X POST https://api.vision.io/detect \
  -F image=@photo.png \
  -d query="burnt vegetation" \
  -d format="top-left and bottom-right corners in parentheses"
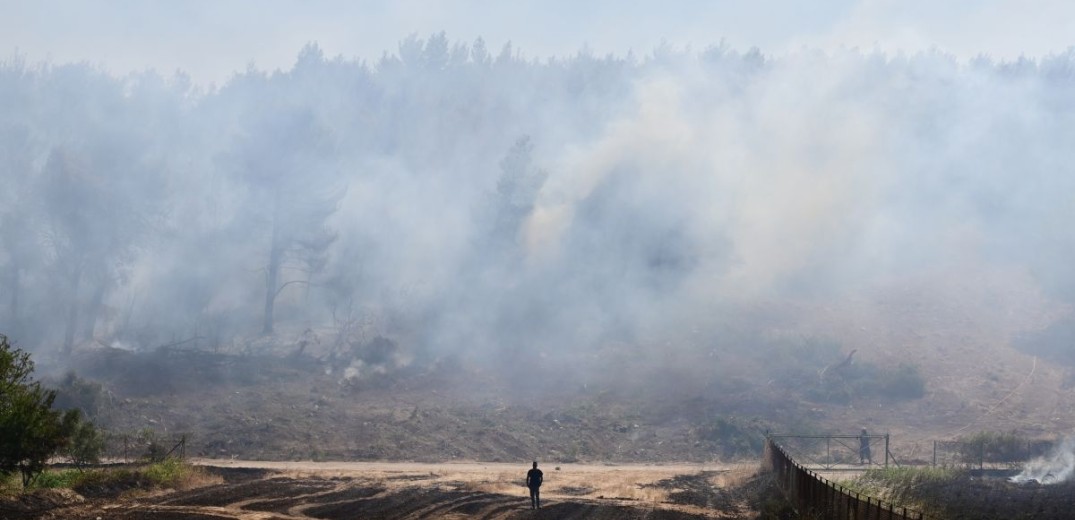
top-left (3, 30), bottom-right (1075, 519)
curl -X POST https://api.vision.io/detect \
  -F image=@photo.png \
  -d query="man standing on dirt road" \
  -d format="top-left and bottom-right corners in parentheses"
top-left (526, 461), bottom-right (543, 509)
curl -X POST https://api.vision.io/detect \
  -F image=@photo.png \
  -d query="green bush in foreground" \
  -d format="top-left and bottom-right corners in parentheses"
top-left (0, 334), bottom-right (91, 486)
top-left (63, 420), bottom-right (105, 469)
top-left (24, 458), bottom-right (199, 495)
top-left (141, 458), bottom-right (195, 488)
top-left (27, 468), bottom-right (86, 489)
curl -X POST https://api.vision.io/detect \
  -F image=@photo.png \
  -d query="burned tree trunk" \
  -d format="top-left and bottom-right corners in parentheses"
top-left (63, 264), bottom-right (83, 355)
top-left (81, 277), bottom-right (108, 342)
top-left (262, 247), bottom-right (282, 335)
top-left (262, 190), bottom-right (283, 335)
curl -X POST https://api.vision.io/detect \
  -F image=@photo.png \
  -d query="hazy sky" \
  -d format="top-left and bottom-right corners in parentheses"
top-left (3, 0), bottom-right (1073, 84)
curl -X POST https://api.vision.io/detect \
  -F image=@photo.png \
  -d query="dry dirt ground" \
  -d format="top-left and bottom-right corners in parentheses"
top-left (15, 461), bottom-right (763, 519)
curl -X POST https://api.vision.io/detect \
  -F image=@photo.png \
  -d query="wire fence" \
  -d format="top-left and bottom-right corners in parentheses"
top-left (768, 434), bottom-right (893, 471)
top-left (929, 437), bottom-right (1052, 470)
top-left (765, 437), bottom-right (930, 520)
top-left (101, 431), bottom-right (187, 463)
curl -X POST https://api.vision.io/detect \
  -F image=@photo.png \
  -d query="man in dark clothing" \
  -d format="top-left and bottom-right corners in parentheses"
top-left (859, 428), bottom-right (872, 465)
top-left (526, 461), bottom-right (543, 509)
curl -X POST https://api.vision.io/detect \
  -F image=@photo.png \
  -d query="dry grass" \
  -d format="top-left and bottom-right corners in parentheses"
top-left (200, 459), bottom-right (739, 504)
top-left (174, 465), bottom-right (224, 491)
top-left (713, 463), bottom-right (759, 488)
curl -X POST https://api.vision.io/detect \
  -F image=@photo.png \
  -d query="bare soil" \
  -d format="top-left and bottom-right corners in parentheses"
top-left (9, 462), bottom-right (764, 519)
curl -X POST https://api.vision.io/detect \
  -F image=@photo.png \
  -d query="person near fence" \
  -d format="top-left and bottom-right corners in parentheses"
top-left (526, 461), bottom-right (543, 509)
top-left (859, 428), bottom-right (872, 464)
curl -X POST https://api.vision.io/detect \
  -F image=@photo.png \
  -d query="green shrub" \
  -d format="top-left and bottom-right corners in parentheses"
top-left (136, 428), bottom-right (170, 462)
top-left (0, 334), bottom-right (87, 486)
top-left (71, 460), bottom-right (201, 497)
top-left (142, 458), bottom-right (193, 488)
top-left (27, 468), bottom-right (86, 489)
top-left (63, 421), bottom-right (105, 469)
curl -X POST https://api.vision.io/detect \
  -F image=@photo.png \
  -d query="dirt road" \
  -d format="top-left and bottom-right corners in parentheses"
top-left (47, 460), bottom-right (760, 519)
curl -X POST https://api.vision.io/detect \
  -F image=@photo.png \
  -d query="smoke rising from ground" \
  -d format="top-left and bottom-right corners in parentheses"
top-left (1012, 437), bottom-right (1075, 484)
top-left (2, 38), bottom-right (1075, 380)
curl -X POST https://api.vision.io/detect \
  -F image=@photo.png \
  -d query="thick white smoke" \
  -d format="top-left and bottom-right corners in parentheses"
top-left (3, 39), bottom-right (1075, 386)
top-left (1011, 438), bottom-right (1075, 484)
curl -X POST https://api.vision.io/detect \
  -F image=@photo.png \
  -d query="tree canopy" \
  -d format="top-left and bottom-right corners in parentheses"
top-left (2, 37), bottom-right (1075, 367)
top-left (0, 334), bottom-right (85, 485)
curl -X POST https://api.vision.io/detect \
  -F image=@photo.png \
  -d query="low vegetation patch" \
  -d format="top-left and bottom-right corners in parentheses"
top-left (843, 465), bottom-right (1075, 520)
top-left (25, 468), bottom-right (86, 490)
top-left (755, 337), bottom-right (926, 405)
top-left (2, 458), bottom-right (214, 500)
top-left (954, 431), bottom-right (1053, 468)
top-left (142, 458), bottom-right (202, 488)
top-left (695, 416), bottom-right (768, 458)
top-left (840, 466), bottom-right (963, 515)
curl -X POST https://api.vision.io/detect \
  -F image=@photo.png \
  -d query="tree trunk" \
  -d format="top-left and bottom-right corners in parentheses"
top-left (63, 264), bottom-right (83, 355)
top-left (262, 189), bottom-right (283, 335)
top-left (81, 276), bottom-right (108, 342)
top-left (262, 247), bottom-right (281, 335)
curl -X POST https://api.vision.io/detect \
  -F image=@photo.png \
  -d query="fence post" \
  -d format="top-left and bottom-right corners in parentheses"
top-left (831, 479), bottom-right (838, 517)
top-left (885, 434), bottom-right (890, 468)
top-left (766, 435), bottom-right (928, 520)
top-left (932, 441), bottom-right (936, 467)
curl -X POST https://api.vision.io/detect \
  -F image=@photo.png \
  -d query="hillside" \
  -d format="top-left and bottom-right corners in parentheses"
top-left (39, 266), bottom-right (1075, 465)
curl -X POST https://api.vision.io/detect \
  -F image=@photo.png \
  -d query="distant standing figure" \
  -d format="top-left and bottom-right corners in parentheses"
top-left (859, 428), bottom-right (872, 465)
top-left (526, 461), bottom-right (544, 509)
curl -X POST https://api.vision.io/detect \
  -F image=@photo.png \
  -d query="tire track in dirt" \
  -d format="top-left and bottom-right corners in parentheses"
top-left (156, 477), bottom-right (336, 507)
top-left (268, 483), bottom-right (388, 518)
top-left (236, 479), bottom-right (376, 517)
top-left (401, 491), bottom-right (521, 519)
top-left (40, 464), bottom-right (747, 519)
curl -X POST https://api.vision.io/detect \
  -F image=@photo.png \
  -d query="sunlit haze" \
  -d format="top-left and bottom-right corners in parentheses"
top-left (3, 0), bottom-right (1074, 84)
